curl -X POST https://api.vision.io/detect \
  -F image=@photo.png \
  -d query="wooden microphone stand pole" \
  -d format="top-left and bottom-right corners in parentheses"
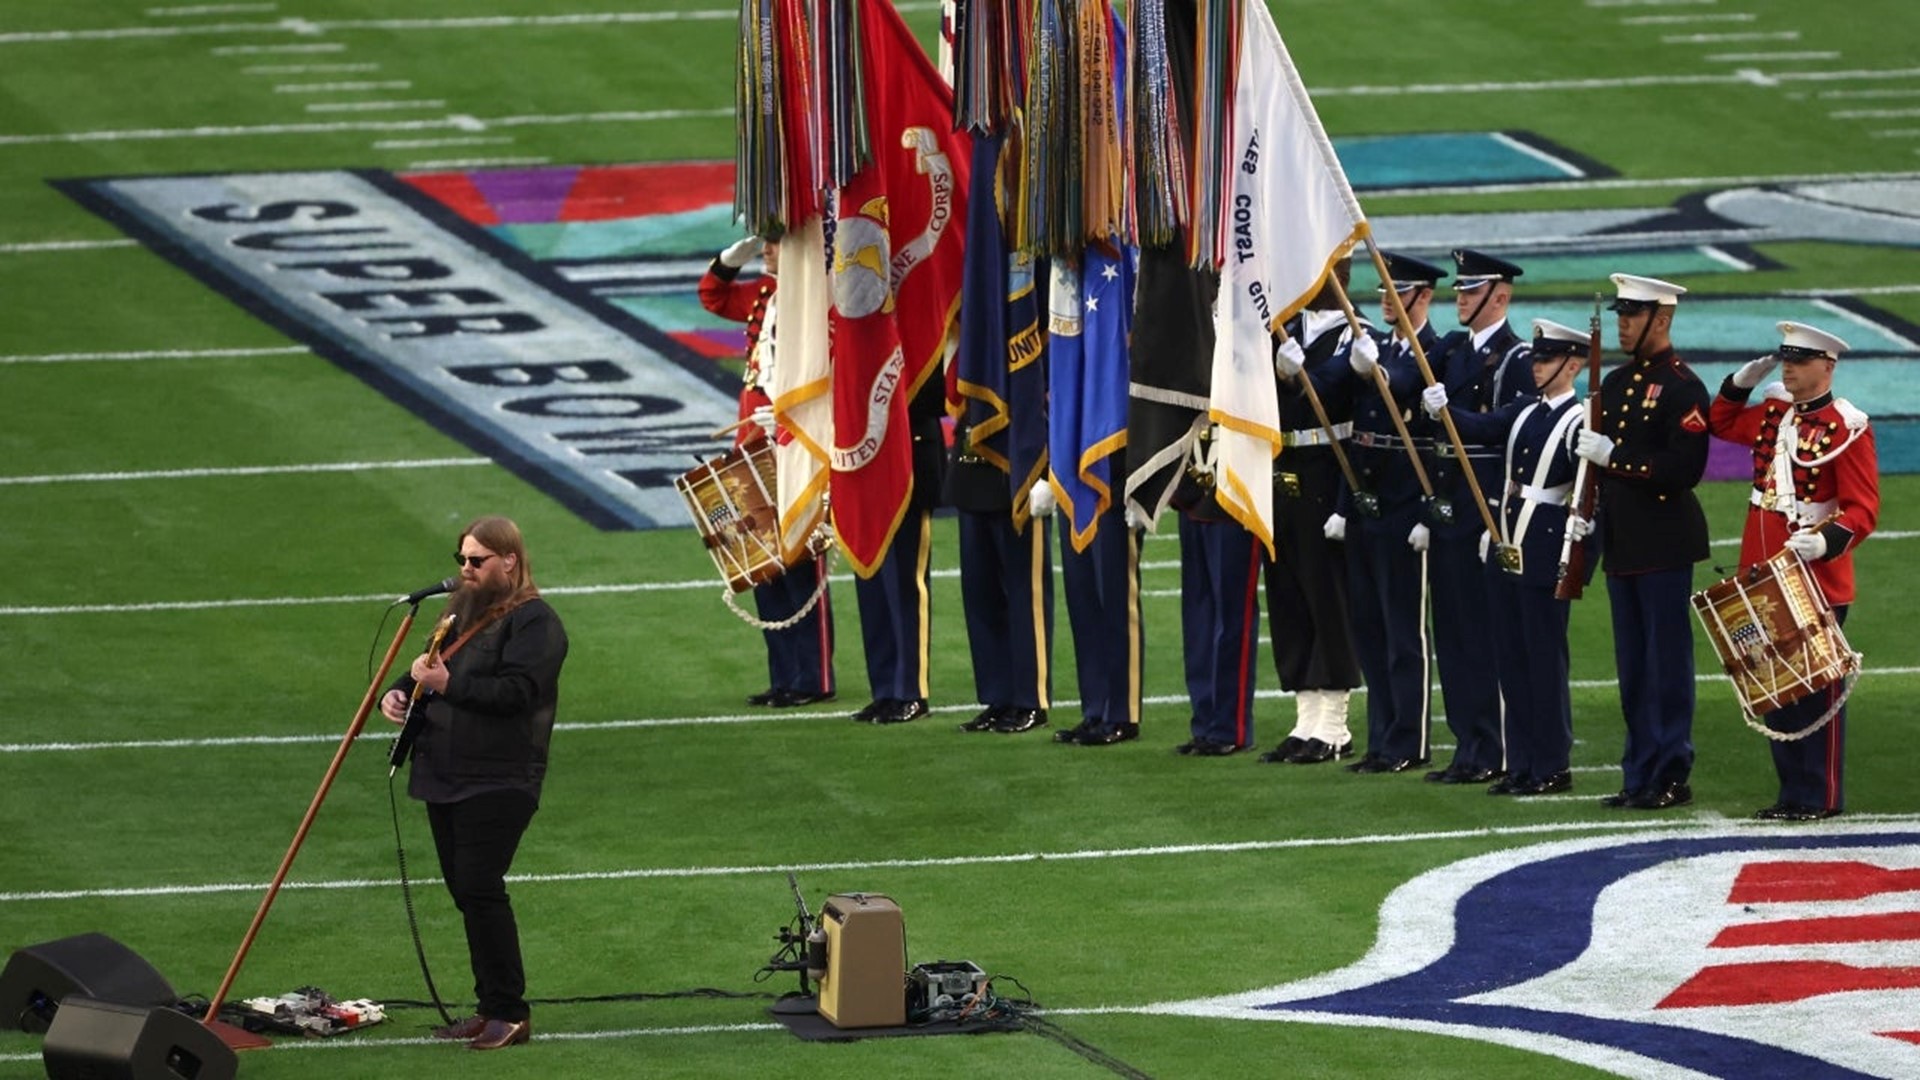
top-left (199, 604), bottom-right (423, 1050)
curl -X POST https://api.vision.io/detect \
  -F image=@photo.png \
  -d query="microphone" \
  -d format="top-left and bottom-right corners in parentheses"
top-left (395, 576), bottom-right (457, 606)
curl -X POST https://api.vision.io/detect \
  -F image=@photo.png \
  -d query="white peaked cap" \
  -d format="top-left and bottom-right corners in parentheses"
top-left (1778, 320), bottom-right (1849, 357)
top-left (1531, 318), bottom-right (1587, 349)
top-left (1609, 273), bottom-right (1688, 305)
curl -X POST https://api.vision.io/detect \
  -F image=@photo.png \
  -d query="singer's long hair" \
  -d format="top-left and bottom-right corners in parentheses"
top-left (458, 515), bottom-right (540, 622)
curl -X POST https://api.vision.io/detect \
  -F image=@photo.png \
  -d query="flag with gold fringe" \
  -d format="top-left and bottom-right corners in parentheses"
top-left (1205, 0), bottom-right (1369, 552)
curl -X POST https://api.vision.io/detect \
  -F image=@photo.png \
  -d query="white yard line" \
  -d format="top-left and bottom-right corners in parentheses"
top-left (0, 344), bottom-right (308, 363)
top-left (0, 457), bottom-right (491, 485)
top-left (12, 816), bottom-right (1894, 904)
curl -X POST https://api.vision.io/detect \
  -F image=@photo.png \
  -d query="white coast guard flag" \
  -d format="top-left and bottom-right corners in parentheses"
top-left (1208, 0), bottom-right (1369, 551)
top-left (771, 215), bottom-right (832, 560)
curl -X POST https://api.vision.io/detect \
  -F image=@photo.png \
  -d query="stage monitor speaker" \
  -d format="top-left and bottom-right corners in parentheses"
top-left (816, 892), bottom-right (905, 1029)
top-left (0, 933), bottom-right (178, 1034)
top-left (41, 997), bottom-right (236, 1080)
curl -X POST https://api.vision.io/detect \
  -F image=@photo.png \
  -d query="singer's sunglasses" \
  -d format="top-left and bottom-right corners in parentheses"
top-left (454, 552), bottom-right (498, 569)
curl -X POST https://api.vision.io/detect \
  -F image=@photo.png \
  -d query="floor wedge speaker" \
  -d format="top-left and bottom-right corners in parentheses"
top-left (0, 934), bottom-right (177, 1033)
top-left (42, 998), bottom-right (237, 1080)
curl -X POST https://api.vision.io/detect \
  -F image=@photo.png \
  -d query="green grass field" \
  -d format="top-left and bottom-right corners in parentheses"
top-left (4, 1), bottom-right (1920, 1078)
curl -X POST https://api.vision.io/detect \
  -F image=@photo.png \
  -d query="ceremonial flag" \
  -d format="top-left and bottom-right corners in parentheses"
top-left (827, 0), bottom-right (971, 576)
top-left (1205, 0), bottom-right (1368, 551)
top-left (770, 215), bottom-right (832, 560)
top-left (1051, 244), bottom-right (1134, 549)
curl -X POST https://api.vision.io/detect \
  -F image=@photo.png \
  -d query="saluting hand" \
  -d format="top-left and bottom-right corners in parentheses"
top-left (720, 236), bottom-right (765, 268)
top-left (1731, 354), bottom-right (1779, 390)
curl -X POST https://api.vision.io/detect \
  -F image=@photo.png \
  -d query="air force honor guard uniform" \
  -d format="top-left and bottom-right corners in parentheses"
top-left (1424, 249), bottom-right (1531, 783)
top-left (1339, 252), bottom-right (1436, 774)
top-left (1573, 273), bottom-right (1711, 810)
top-left (1428, 319), bottom-right (1588, 795)
top-left (1708, 321), bottom-right (1879, 819)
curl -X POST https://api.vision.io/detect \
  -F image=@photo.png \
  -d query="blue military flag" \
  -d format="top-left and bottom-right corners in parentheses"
top-left (1050, 245), bottom-right (1135, 549)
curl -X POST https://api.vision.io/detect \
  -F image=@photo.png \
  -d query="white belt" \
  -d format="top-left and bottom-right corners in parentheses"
top-left (1510, 482), bottom-right (1570, 506)
top-left (1282, 422), bottom-right (1352, 448)
top-left (1751, 488), bottom-right (1835, 526)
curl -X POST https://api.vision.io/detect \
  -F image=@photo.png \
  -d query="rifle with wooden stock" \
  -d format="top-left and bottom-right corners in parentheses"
top-left (1555, 294), bottom-right (1604, 600)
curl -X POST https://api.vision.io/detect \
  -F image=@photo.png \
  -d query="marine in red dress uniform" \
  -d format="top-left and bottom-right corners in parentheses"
top-left (1707, 320), bottom-right (1879, 820)
top-left (698, 237), bottom-right (836, 707)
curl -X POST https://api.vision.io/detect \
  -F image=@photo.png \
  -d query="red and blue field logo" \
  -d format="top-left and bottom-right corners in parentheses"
top-left (1166, 825), bottom-right (1920, 1078)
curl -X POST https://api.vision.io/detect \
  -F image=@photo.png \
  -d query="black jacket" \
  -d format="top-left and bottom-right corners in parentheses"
top-left (1592, 348), bottom-right (1710, 574)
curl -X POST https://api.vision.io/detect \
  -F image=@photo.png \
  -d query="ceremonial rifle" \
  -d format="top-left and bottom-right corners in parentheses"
top-left (1555, 294), bottom-right (1605, 600)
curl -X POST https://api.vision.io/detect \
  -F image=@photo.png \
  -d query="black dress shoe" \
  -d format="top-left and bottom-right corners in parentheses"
top-left (1486, 774), bottom-right (1524, 796)
top-left (991, 707), bottom-right (1048, 734)
top-left (853, 699), bottom-right (890, 723)
top-left (1423, 766), bottom-right (1454, 783)
top-left (1286, 738), bottom-right (1352, 764)
top-left (1052, 720), bottom-right (1092, 743)
top-left (1359, 756), bottom-right (1427, 775)
top-left (1174, 739), bottom-right (1201, 755)
top-left (772, 688), bottom-right (835, 708)
top-left (1757, 802), bottom-right (1839, 821)
top-left (1599, 789), bottom-right (1637, 809)
top-left (1187, 739), bottom-right (1245, 757)
top-left (1076, 724), bottom-right (1139, 746)
top-left (960, 706), bottom-right (1005, 733)
top-left (1513, 771), bottom-right (1573, 796)
top-left (1630, 781), bottom-right (1692, 810)
top-left (873, 698), bottom-right (928, 725)
top-left (747, 688), bottom-right (779, 707)
top-left (1344, 753), bottom-right (1379, 773)
top-left (1260, 736), bottom-right (1308, 763)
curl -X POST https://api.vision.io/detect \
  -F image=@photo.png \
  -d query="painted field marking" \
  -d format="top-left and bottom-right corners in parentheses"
top-left (0, 344), bottom-right (308, 363)
top-left (7, 668), bottom-right (1918, 756)
top-left (0, 238), bottom-right (137, 254)
top-left (370, 135), bottom-right (511, 149)
top-left (406, 155), bottom-right (550, 169)
top-left (1705, 51), bottom-right (1841, 62)
top-left (304, 99), bottom-right (445, 113)
top-left (242, 62), bottom-right (377, 74)
top-left (1625, 13), bottom-right (1754, 24)
top-left (14, 816), bottom-right (1898, 904)
top-left (1665, 31), bottom-right (1799, 43)
top-left (0, 457), bottom-right (491, 485)
top-left (273, 79), bottom-right (410, 93)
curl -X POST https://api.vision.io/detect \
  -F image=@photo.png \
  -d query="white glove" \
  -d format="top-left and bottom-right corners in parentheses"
top-left (750, 404), bottom-right (777, 438)
top-left (1785, 529), bottom-right (1828, 560)
top-left (1274, 338), bottom-right (1306, 379)
top-left (1731, 354), bottom-right (1779, 390)
top-left (1349, 335), bottom-right (1380, 378)
top-left (1477, 530), bottom-right (1491, 563)
top-left (1567, 515), bottom-right (1593, 541)
top-left (720, 236), bottom-right (765, 268)
top-left (1323, 513), bottom-right (1347, 541)
top-left (1124, 504), bottom-right (1149, 531)
top-left (1420, 383), bottom-right (1449, 419)
top-left (1029, 478), bottom-right (1057, 518)
top-left (1407, 522), bottom-right (1430, 553)
top-left (1574, 428), bottom-right (1614, 466)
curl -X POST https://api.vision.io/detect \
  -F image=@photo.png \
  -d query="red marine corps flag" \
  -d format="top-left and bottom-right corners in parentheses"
top-left (827, 0), bottom-right (970, 576)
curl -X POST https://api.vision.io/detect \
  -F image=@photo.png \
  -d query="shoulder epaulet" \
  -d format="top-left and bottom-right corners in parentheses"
top-left (1763, 382), bottom-right (1791, 403)
top-left (1835, 397), bottom-right (1869, 430)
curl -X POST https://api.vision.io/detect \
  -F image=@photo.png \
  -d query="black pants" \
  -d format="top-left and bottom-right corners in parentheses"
top-left (427, 789), bottom-right (537, 1022)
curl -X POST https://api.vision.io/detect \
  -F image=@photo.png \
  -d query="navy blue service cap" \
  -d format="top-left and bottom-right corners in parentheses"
top-left (1376, 251), bottom-right (1448, 293)
top-left (1531, 318), bottom-right (1587, 358)
top-left (1451, 248), bottom-right (1523, 289)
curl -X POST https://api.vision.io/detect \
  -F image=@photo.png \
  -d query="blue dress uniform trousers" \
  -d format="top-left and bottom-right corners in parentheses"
top-left (1346, 507), bottom-right (1432, 765)
top-left (1769, 605), bottom-right (1849, 812)
top-left (854, 508), bottom-right (934, 703)
top-left (1061, 508), bottom-right (1144, 731)
top-left (1486, 560), bottom-right (1571, 784)
top-left (957, 510), bottom-right (1053, 711)
top-left (1178, 513), bottom-right (1264, 748)
top-left (1606, 566), bottom-right (1697, 793)
top-left (1430, 525), bottom-right (1502, 772)
top-left (754, 555), bottom-right (835, 697)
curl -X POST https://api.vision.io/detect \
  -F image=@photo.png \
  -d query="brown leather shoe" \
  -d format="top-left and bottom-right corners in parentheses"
top-left (467, 1018), bottom-right (531, 1050)
top-left (431, 1015), bottom-right (486, 1040)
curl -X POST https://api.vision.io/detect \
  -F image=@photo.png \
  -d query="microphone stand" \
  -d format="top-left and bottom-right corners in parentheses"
top-left (199, 601), bottom-right (424, 1049)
